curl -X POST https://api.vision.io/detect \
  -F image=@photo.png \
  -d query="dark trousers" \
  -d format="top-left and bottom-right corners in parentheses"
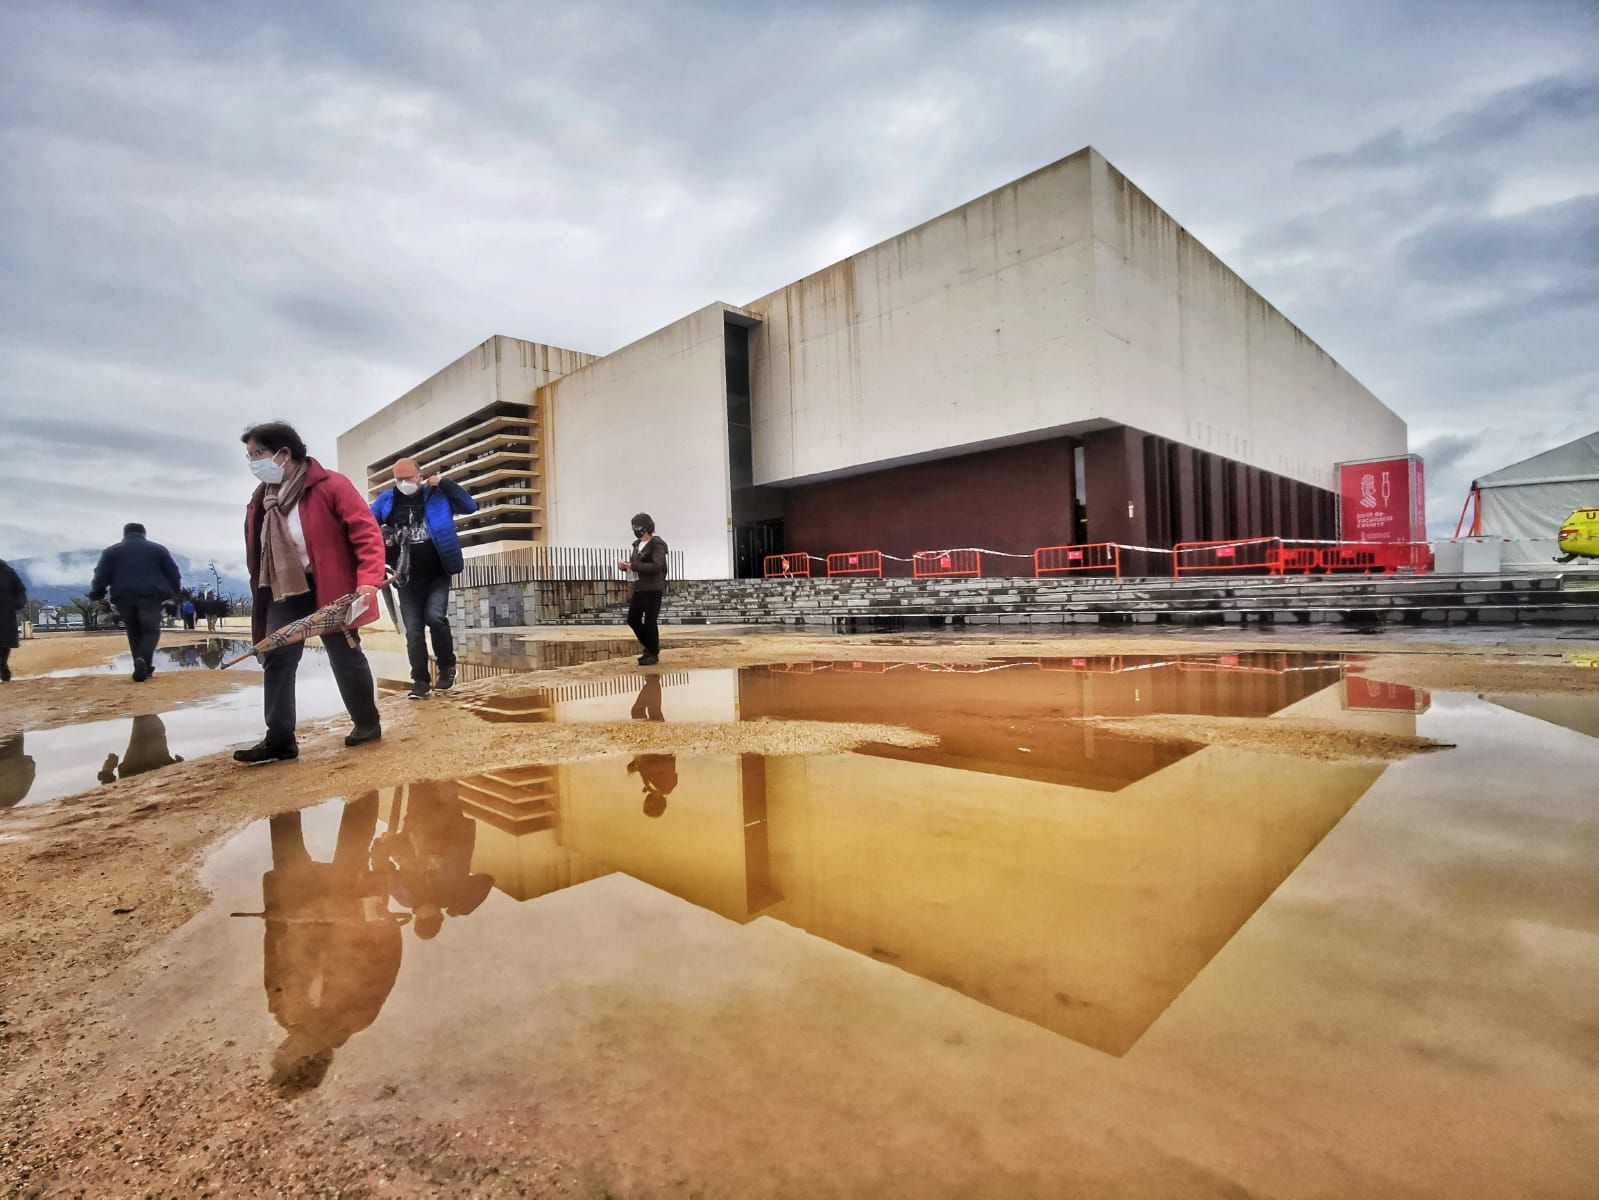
top-left (262, 590), bottom-right (380, 747)
top-left (626, 590), bottom-right (663, 656)
top-left (183, 613), bottom-right (196, 629)
top-left (116, 599), bottom-right (165, 667)
top-left (398, 574), bottom-right (454, 683)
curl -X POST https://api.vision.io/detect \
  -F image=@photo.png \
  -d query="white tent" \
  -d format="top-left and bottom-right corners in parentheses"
top-left (1466, 432), bottom-right (1599, 569)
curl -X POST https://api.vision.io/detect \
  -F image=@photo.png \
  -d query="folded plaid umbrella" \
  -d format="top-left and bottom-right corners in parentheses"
top-left (222, 589), bottom-right (375, 668)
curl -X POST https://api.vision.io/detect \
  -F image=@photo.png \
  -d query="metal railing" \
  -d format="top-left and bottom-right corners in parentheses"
top-left (457, 544), bottom-right (686, 588)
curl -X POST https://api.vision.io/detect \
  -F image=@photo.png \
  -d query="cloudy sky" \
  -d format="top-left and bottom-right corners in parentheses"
top-left (2, 0), bottom-right (1595, 583)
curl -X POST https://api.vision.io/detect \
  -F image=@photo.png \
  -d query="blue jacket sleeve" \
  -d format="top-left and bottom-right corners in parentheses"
top-left (439, 478), bottom-right (477, 515)
top-left (371, 489), bottom-right (394, 523)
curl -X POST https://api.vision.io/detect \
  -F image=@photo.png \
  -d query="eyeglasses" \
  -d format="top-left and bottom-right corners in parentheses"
top-left (245, 447), bottom-right (277, 461)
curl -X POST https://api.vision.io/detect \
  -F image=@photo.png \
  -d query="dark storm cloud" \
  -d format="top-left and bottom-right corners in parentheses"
top-left (1300, 74), bottom-right (1599, 171)
top-left (8, 415), bottom-right (229, 468)
top-left (1415, 433), bottom-right (1485, 476)
top-left (1398, 193), bottom-right (1599, 284)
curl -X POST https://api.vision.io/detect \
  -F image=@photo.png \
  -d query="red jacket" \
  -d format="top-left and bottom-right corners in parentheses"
top-left (245, 458), bottom-right (386, 642)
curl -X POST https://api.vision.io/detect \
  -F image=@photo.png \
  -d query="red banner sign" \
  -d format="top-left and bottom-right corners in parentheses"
top-left (1338, 455), bottom-right (1426, 544)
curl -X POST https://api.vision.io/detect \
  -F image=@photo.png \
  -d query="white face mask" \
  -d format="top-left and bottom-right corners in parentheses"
top-left (396, 479), bottom-right (420, 496)
top-left (249, 453), bottom-right (285, 485)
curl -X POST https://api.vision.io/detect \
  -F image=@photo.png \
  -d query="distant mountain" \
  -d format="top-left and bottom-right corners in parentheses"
top-left (10, 550), bottom-right (252, 607)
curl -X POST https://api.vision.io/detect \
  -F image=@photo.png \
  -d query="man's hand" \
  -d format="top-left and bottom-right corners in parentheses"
top-left (617, 561), bottom-right (633, 572)
top-left (425, 474), bottom-right (441, 487)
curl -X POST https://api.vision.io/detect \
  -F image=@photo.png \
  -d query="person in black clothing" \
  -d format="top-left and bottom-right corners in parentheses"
top-left (88, 523), bottom-right (182, 682)
top-left (0, 556), bottom-right (25, 683)
top-left (617, 512), bottom-right (668, 666)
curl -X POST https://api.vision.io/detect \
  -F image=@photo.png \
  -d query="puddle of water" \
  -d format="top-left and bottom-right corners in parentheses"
top-left (5, 647), bottom-right (351, 808)
top-left (106, 686), bottom-right (1599, 1195)
top-left (470, 652), bottom-right (1371, 790)
top-left (7, 633), bottom-right (647, 809)
top-left (121, 652), bottom-right (1499, 1070)
top-left (49, 637), bottom-right (263, 677)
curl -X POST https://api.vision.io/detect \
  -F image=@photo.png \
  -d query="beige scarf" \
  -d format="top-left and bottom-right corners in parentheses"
top-left (259, 460), bottom-right (312, 600)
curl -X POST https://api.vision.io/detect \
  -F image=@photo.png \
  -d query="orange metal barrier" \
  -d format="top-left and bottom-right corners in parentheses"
top-left (1172, 537), bottom-right (1282, 578)
top-left (913, 549), bottom-right (982, 578)
top-left (1273, 545), bottom-right (1321, 574)
top-left (1034, 543), bottom-right (1121, 577)
top-left (763, 553), bottom-right (812, 578)
top-left (826, 550), bottom-right (884, 578)
top-left (1320, 542), bottom-right (1434, 574)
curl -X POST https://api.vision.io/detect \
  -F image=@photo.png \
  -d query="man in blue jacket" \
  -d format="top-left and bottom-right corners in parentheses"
top-left (89, 522), bottom-right (182, 682)
top-left (370, 458), bottom-right (477, 699)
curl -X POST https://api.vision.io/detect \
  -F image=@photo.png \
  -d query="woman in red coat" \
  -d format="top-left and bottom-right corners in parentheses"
top-left (235, 421), bottom-right (386, 764)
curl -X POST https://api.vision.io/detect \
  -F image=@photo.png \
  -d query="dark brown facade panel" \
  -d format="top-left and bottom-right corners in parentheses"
top-left (782, 438), bottom-right (1076, 576)
top-left (780, 426), bottom-right (1338, 579)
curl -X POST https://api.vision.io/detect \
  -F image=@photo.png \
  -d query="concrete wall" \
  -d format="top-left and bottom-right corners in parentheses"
top-left (1088, 155), bottom-right (1406, 491)
top-left (746, 150), bottom-right (1100, 487)
top-left (743, 147), bottom-right (1404, 495)
top-left (336, 334), bottom-right (593, 485)
top-left (545, 304), bottom-right (737, 579)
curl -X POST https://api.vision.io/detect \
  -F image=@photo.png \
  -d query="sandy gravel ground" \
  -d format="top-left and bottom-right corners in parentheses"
top-left (2, 625), bottom-right (1595, 1196)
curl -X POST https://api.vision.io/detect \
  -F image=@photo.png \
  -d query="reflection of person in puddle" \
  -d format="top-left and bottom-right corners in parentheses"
top-left (0, 732), bottom-right (36, 809)
top-left (258, 793), bottom-right (402, 1093)
top-left (627, 754), bottom-right (678, 818)
top-left (630, 676), bottom-right (665, 722)
top-left (200, 640), bottom-right (225, 670)
top-left (372, 780), bottom-right (493, 938)
top-left (96, 714), bottom-right (183, 784)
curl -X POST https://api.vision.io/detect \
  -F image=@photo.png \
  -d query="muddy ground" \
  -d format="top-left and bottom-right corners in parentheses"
top-left (2, 625), bottom-right (1596, 1197)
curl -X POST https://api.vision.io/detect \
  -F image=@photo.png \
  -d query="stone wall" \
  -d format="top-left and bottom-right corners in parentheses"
top-left (449, 579), bottom-right (632, 631)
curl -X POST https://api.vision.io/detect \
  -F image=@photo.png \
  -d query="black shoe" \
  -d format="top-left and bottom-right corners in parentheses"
top-left (637, 654), bottom-right (659, 666)
top-left (132, 657), bottom-right (150, 682)
top-left (0, 665), bottom-right (11, 683)
top-left (435, 669), bottom-right (456, 691)
top-left (407, 681), bottom-right (431, 700)
top-left (234, 740), bottom-right (298, 765)
top-left (345, 724), bottom-right (382, 747)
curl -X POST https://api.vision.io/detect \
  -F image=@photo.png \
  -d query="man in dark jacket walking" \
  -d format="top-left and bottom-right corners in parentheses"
top-left (617, 512), bottom-right (668, 666)
top-left (370, 458), bottom-right (478, 700)
top-left (89, 523), bottom-right (182, 682)
top-left (0, 557), bottom-right (25, 683)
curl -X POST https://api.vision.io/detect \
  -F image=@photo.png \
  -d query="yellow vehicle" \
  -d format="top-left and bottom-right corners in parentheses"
top-left (1555, 508), bottom-right (1599, 562)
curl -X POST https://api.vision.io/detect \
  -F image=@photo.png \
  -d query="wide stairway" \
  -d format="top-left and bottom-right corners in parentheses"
top-left (554, 572), bottom-right (1599, 627)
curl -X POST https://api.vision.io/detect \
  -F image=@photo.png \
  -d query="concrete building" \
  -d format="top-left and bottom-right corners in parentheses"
top-left (340, 147), bottom-right (1405, 578)
top-left (338, 336), bottom-right (594, 556)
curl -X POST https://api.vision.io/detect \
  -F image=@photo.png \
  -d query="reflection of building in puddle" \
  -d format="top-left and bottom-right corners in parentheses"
top-left (234, 654), bottom-right (1419, 1069)
top-left (1477, 693), bottom-right (1599, 740)
top-left (466, 671), bottom-right (696, 723)
top-left (744, 652), bottom-right (1350, 790)
top-left (386, 655), bottom-right (1415, 1055)
top-left (366, 636), bottom-right (642, 694)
